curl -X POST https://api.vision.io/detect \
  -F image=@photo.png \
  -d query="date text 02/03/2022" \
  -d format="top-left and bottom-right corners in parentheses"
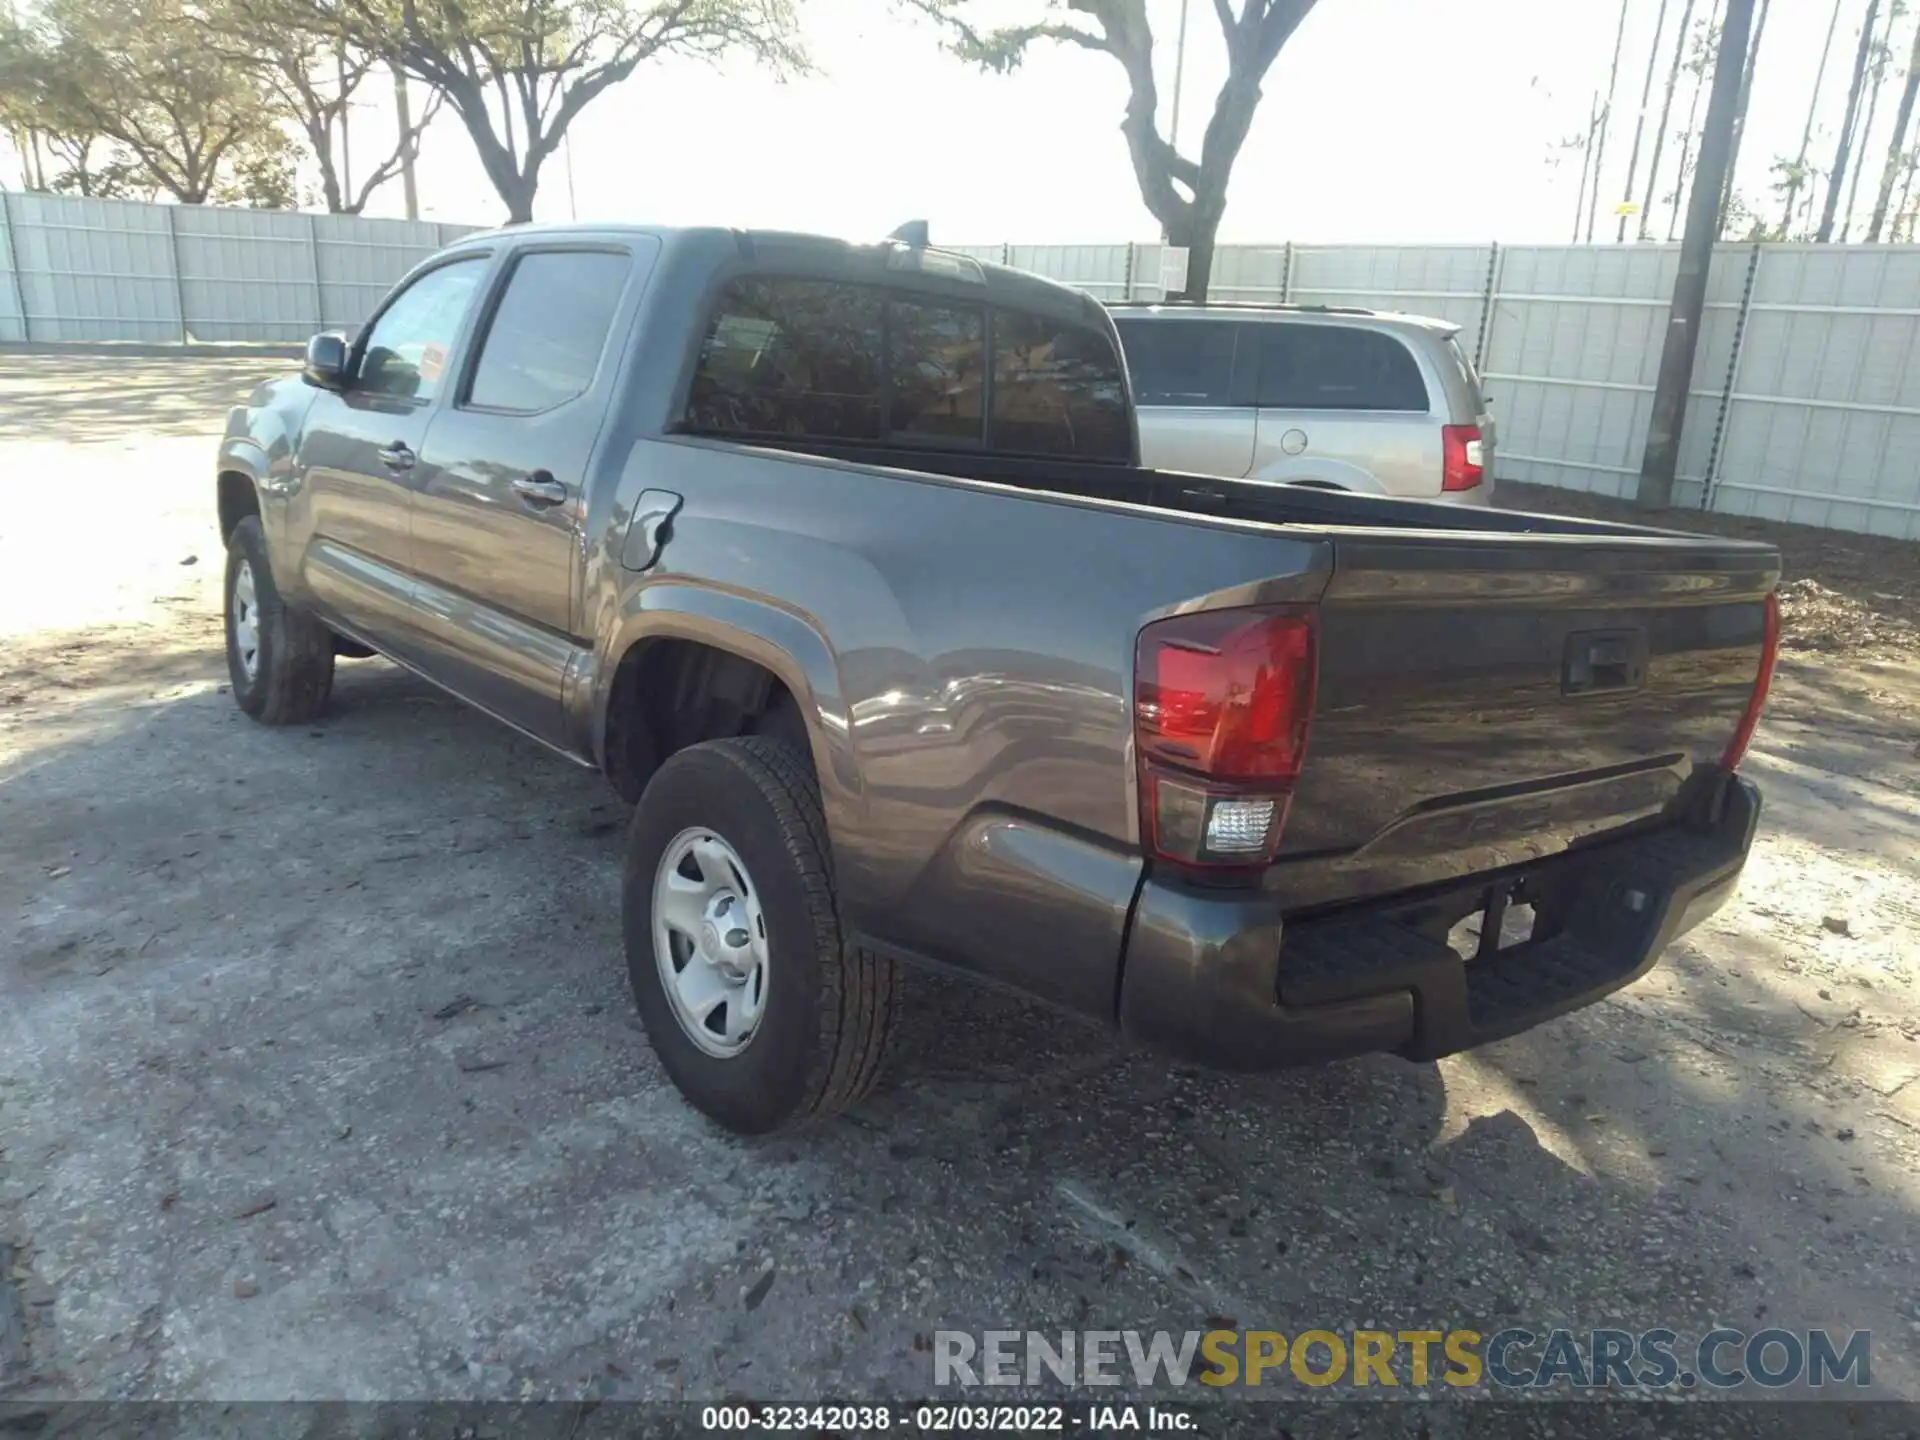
top-left (698, 1404), bottom-right (1194, 1432)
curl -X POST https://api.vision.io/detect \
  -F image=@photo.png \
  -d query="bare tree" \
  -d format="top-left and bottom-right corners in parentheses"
top-left (1839, 0), bottom-right (1901, 238)
top-left (1589, 0), bottom-right (1634, 242)
top-left (1618, 0), bottom-right (1673, 240)
top-left (1639, 0), bottom-right (1698, 238)
top-left (301, 0), bottom-right (806, 224)
top-left (1895, 145), bottom-right (1920, 234)
top-left (1818, 0), bottom-right (1882, 240)
top-left (1868, 9), bottom-right (1920, 236)
top-left (1571, 91), bottom-right (1604, 242)
top-left (202, 0), bottom-right (442, 214)
top-left (1781, 0), bottom-right (1845, 234)
top-left (907, 1), bottom-right (1322, 300)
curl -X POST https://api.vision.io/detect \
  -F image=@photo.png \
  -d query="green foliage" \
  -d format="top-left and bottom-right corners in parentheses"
top-left (214, 127), bottom-right (308, 209)
top-left (7, 0), bottom-right (287, 203)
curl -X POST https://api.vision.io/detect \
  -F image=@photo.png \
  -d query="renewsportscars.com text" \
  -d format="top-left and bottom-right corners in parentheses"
top-left (933, 1327), bottom-right (1872, 1391)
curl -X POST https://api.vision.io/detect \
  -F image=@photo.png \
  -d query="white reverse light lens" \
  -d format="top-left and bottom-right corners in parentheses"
top-left (1464, 438), bottom-right (1485, 468)
top-left (1205, 798), bottom-right (1277, 854)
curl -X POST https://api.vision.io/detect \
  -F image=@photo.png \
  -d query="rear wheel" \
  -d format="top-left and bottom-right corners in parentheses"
top-left (224, 516), bottom-right (334, 724)
top-left (622, 736), bottom-right (899, 1134)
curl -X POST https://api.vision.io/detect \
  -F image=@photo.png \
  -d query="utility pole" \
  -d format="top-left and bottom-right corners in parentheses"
top-left (1639, 0), bottom-right (1755, 509)
top-left (1168, 0), bottom-right (1191, 152)
top-left (392, 66), bottom-right (420, 221)
top-left (337, 44), bottom-right (353, 202)
top-left (1160, 0), bottom-right (1190, 248)
top-left (563, 133), bottom-right (578, 222)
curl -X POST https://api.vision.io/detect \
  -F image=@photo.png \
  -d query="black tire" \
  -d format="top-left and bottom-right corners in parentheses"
top-left (622, 736), bottom-right (899, 1134)
top-left (224, 515), bottom-right (335, 724)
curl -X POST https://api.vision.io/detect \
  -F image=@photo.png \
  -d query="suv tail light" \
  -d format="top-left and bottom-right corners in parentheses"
top-left (1134, 606), bottom-right (1318, 871)
top-left (1442, 425), bottom-right (1485, 491)
top-left (1721, 590), bottom-right (1780, 772)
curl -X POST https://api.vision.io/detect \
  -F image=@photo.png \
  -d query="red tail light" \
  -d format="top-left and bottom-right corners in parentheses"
top-left (1134, 606), bottom-right (1317, 870)
top-left (1442, 425), bottom-right (1485, 491)
top-left (1721, 590), bottom-right (1780, 772)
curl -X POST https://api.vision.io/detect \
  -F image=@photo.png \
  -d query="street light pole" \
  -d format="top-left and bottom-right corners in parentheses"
top-left (1169, 0), bottom-right (1191, 153)
top-left (1637, 0), bottom-right (1755, 510)
top-left (392, 67), bottom-right (420, 221)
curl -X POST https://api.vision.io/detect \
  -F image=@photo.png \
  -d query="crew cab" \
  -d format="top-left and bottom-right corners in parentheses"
top-left (215, 224), bottom-right (1780, 1134)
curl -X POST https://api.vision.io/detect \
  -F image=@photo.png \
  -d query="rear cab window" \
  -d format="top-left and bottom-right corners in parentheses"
top-left (1255, 323), bottom-right (1430, 411)
top-left (684, 274), bottom-right (1130, 460)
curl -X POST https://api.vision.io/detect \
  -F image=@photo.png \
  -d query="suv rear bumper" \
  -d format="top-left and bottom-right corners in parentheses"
top-left (1117, 776), bottom-right (1760, 1069)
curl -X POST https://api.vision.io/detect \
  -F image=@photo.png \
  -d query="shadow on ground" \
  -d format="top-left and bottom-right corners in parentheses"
top-left (0, 354), bottom-right (284, 446)
top-left (3, 642), bottom-right (1914, 1403)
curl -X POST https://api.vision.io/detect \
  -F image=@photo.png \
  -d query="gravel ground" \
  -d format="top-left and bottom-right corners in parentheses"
top-left (2, 357), bottom-right (1918, 1413)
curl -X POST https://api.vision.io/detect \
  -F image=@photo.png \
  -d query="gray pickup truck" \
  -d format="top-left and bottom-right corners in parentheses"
top-left (215, 224), bottom-right (1781, 1134)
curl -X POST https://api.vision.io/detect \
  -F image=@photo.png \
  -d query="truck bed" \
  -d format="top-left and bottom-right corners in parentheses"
top-left (739, 436), bottom-right (1678, 539)
top-left (733, 436), bottom-right (1779, 914)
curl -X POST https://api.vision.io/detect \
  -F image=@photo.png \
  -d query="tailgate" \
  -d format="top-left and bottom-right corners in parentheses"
top-left (1275, 529), bottom-right (1779, 909)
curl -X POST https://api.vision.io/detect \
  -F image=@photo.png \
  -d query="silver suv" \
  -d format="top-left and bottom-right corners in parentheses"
top-left (1109, 304), bottom-right (1496, 504)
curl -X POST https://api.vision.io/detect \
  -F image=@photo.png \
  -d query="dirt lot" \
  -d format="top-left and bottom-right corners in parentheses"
top-left (2, 354), bottom-right (1918, 1410)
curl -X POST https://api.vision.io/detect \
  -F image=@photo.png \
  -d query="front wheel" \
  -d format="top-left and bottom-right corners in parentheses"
top-left (224, 515), bottom-right (335, 724)
top-left (622, 736), bottom-right (899, 1134)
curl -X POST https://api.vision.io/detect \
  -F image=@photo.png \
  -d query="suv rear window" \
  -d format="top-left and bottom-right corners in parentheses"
top-left (1255, 324), bottom-right (1429, 411)
top-left (1113, 317), bottom-right (1238, 406)
top-left (685, 276), bottom-right (1129, 459)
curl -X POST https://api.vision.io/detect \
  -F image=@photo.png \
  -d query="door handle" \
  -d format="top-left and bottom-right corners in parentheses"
top-left (512, 471), bottom-right (569, 507)
top-left (378, 441), bottom-right (415, 472)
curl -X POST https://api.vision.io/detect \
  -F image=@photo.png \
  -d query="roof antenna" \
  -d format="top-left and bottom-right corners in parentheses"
top-left (889, 220), bottom-right (930, 248)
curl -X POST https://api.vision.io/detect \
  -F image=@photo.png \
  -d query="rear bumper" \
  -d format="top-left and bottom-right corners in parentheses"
top-left (1117, 776), bottom-right (1760, 1069)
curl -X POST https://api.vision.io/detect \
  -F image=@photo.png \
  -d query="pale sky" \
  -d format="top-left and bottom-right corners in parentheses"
top-left (8, 0), bottom-right (1891, 246)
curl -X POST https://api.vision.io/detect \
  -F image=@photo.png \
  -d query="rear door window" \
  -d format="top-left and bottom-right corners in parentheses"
top-left (465, 249), bottom-right (631, 413)
top-left (1255, 324), bottom-right (1429, 411)
top-left (991, 312), bottom-right (1132, 459)
top-left (1114, 317), bottom-right (1239, 406)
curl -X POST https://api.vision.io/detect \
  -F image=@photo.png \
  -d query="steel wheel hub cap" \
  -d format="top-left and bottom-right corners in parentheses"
top-left (232, 561), bottom-right (260, 682)
top-left (653, 829), bottom-right (769, 1057)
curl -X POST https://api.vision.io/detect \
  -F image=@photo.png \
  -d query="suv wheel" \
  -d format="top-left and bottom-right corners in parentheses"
top-left (224, 515), bottom-right (335, 724)
top-left (622, 736), bottom-right (898, 1134)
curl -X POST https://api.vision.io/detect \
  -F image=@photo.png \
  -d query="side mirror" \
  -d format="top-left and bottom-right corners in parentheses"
top-left (303, 332), bottom-right (351, 391)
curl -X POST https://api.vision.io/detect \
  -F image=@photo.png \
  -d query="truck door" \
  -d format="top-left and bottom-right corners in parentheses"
top-left (407, 240), bottom-right (653, 746)
top-left (293, 255), bottom-right (490, 658)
